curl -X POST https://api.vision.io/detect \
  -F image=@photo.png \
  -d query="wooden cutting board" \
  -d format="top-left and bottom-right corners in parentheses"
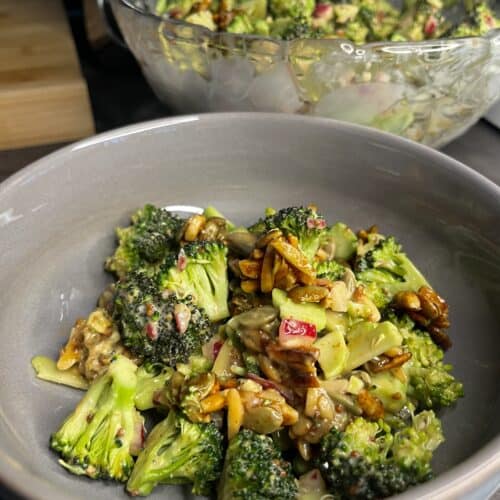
top-left (0, 0), bottom-right (95, 150)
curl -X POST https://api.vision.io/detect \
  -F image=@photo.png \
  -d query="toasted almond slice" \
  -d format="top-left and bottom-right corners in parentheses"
top-left (183, 214), bottom-right (206, 241)
top-left (260, 245), bottom-right (275, 293)
top-left (271, 239), bottom-right (314, 277)
top-left (57, 319), bottom-right (85, 370)
top-left (241, 279), bottom-right (259, 293)
top-left (200, 392), bottom-right (227, 413)
top-left (227, 388), bottom-right (244, 440)
top-left (239, 259), bottom-right (261, 279)
top-left (251, 248), bottom-right (264, 260)
top-left (281, 403), bottom-right (299, 426)
top-left (256, 229), bottom-right (282, 248)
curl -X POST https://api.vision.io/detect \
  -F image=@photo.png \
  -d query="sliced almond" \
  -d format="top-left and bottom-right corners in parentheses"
top-left (227, 388), bottom-right (244, 440)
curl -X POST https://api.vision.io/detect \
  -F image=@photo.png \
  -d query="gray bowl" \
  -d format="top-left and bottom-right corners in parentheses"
top-left (0, 113), bottom-right (499, 500)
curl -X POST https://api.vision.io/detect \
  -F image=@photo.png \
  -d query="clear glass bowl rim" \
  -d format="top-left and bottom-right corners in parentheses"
top-left (115, 0), bottom-right (500, 50)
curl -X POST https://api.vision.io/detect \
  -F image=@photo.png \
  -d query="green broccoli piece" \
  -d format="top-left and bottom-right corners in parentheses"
top-left (452, 2), bottom-right (500, 37)
top-left (269, 0), bottom-right (314, 18)
top-left (388, 312), bottom-right (464, 409)
top-left (160, 241), bottom-right (230, 322)
top-left (135, 362), bottom-right (173, 411)
top-left (227, 14), bottom-right (255, 33)
top-left (355, 236), bottom-right (429, 309)
top-left (105, 204), bottom-right (183, 279)
top-left (218, 429), bottom-right (298, 500)
top-left (248, 206), bottom-right (326, 262)
top-left (315, 259), bottom-right (347, 281)
top-left (317, 413), bottom-right (444, 499)
top-left (113, 271), bottom-right (213, 367)
top-left (281, 16), bottom-right (324, 39)
top-left (127, 411), bottom-right (223, 496)
top-left (50, 355), bottom-right (143, 481)
top-left (391, 410), bottom-right (444, 478)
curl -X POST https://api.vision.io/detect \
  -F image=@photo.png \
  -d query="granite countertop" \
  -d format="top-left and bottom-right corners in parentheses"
top-left (0, 7), bottom-right (498, 500)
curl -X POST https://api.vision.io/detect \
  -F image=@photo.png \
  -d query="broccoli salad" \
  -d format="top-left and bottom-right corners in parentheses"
top-left (32, 204), bottom-right (464, 499)
top-left (154, 0), bottom-right (499, 43)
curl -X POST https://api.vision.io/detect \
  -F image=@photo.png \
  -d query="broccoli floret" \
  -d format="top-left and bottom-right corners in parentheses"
top-left (315, 259), bottom-right (346, 281)
top-left (387, 312), bottom-right (464, 410)
top-left (355, 236), bottom-right (429, 309)
top-left (50, 355), bottom-right (143, 481)
top-left (391, 411), bottom-right (444, 478)
top-left (127, 411), bottom-right (223, 496)
top-left (114, 271), bottom-right (213, 366)
top-left (160, 241), bottom-right (230, 322)
top-left (317, 413), bottom-right (444, 499)
top-left (227, 14), bottom-right (255, 33)
top-left (248, 206), bottom-right (326, 262)
top-left (105, 205), bottom-right (183, 279)
top-left (281, 16), bottom-right (324, 39)
top-left (218, 429), bottom-right (298, 500)
top-left (269, 0), bottom-right (314, 18)
top-left (135, 362), bottom-right (173, 411)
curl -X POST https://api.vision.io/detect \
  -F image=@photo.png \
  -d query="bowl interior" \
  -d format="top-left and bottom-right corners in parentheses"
top-left (0, 114), bottom-right (499, 500)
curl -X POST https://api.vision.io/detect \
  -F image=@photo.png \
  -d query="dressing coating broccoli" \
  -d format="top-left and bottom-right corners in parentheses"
top-left (315, 259), bottom-right (347, 281)
top-left (218, 428), bottom-right (298, 500)
top-left (355, 236), bottom-right (429, 309)
top-left (50, 355), bottom-right (143, 481)
top-left (113, 271), bottom-right (213, 367)
top-left (127, 411), bottom-right (223, 496)
top-left (316, 412), bottom-right (444, 499)
top-left (135, 362), bottom-right (173, 411)
top-left (105, 205), bottom-right (183, 279)
top-left (249, 206), bottom-right (327, 262)
top-left (160, 240), bottom-right (230, 322)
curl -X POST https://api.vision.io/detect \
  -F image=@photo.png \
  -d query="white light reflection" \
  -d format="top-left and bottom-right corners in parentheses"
top-left (0, 208), bottom-right (23, 227)
top-left (163, 205), bottom-right (203, 215)
top-left (71, 116), bottom-right (200, 152)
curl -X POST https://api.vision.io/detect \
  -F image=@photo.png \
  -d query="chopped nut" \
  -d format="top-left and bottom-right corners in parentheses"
top-left (251, 248), bottom-right (264, 260)
top-left (200, 392), bottom-right (227, 413)
top-left (227, 389), bottom-right (244, 439)
top-left (183, 214), bottom-right (206, 241)
top-left (369, 352), bottom-right (412, 372)
top-left (288, 285), bottom-right (329, 303)
top-left (393, 291), bottom-right (421, 311)
top-left (256, 229), bottom-right (282, 248)
top-left (239, 259), bottom-right (261, 279)
top-left (260, 244), bottom-right (275, 293)
top-left (357, 389), bottom-right (384, 420)
top-left (241, 279), bottom-right (259, 293)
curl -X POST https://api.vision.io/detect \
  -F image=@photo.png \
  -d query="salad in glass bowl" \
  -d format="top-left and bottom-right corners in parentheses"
top-left (109, 0), bottom-right (500, 147)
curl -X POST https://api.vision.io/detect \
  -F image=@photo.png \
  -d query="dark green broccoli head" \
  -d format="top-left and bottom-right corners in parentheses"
top-left (160, 240), bottom-right (230, 322)
top-left (127, 411), bottom-right (224, 496)
top-left (388, 311), bottom-right (464, 409)
top-left (50, 355), bottom-right (143, 482)
top-left (248, 206), bottom-right (327, 262)
top-left (282, 16), bottom-right (323, 40)
top-left (219, 429), bottom-right (298, 500)
top-left (316, 414), bottom-right (443, 499)
top-left (105, 204), bottom-right (183, 279)
top-left (355, 236), bottom-right (429, 309)
top-left (114, 271), bottom-right (213, 367)
top-left (315, 259), bottom-right (347, 281)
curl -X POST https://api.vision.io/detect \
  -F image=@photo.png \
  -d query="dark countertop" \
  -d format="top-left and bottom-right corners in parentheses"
top-left (0, 5), bottom-right (499, 500)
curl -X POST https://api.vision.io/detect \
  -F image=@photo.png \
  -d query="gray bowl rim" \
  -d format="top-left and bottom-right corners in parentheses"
top-left (0, 112), bottom-right (499, 500)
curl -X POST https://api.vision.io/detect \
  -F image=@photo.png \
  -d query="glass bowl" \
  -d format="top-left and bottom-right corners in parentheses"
top-left (110, 0), bottom-right (500, 147)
